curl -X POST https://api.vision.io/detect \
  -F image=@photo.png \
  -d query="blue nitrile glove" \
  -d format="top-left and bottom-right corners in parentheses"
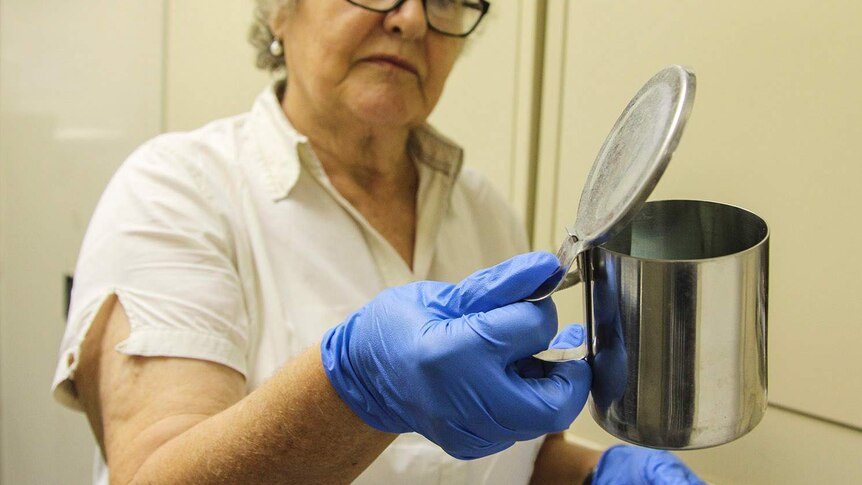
top-left (592, 445), bottom-right (706, 485)
top-left (551, 323), bottom-right (586, 348)
top-left (513, 324), bottom-right (586, 379)
top-left (321, 252), bottom-right (592, 460)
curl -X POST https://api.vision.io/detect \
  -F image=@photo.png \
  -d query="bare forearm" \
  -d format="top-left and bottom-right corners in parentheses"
top-left (130, 347), bottom-right (395, 485)
top-left (529, 433), bottom-right (602, 485)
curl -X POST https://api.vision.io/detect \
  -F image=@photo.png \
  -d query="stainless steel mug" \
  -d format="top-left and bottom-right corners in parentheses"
top-left (581, 199), bottom-right (768, 449)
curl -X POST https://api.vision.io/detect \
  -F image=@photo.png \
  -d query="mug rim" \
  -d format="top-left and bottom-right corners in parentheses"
top-left (597, 198), bottom-right (770, 263)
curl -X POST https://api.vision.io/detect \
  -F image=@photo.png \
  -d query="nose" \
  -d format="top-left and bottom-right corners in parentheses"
top-left (383, 0), bottom-right (428, 39)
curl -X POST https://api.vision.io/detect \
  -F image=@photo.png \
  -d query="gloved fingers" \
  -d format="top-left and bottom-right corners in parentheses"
top-left (684, 470), bottom-right (708, 485)
top-left (512, 356), bottom-right (549, 379)
top-left (433, 252), bottom-right (560, 315)
top-left (595, 446), bottom-right (706, 485)
top-left (591, 345), bottom-right (629, 410)
top-left (646, 451), bottom-right (707, 485)
top-left (446, 440), bottom-right (516, 461)
top-left (463, 298), bottom-right (558, 360)
top-left (433, 422), bottom-right (519, 460)
top-left (549, 323), bottom-right (586, 349)
top-left (513, 324), bottom-right (585, 378)
top-left (506, 359), bottom-right (591, 432)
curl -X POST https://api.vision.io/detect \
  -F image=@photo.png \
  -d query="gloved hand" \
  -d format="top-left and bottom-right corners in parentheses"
top-left (321, 252), bottom-right (592, 459)
top-left (592, 445), bottom-right (706, 485)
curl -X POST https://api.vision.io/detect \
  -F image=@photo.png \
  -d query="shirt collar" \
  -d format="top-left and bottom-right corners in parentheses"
top-left (250, 82), bottom-right (464, 202)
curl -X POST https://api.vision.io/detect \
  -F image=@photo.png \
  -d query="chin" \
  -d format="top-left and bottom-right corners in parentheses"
top-left (352, 100), bottom-right (424, 129)
top-left (346, 83), bottom-right (430, 129)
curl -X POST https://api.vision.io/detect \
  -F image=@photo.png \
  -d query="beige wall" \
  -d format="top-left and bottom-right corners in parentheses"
top-left (567, 405), bottom-right (862, 485)
top-left (163, 0), bottom-right (271, 132)
top-left (0, 1), bottom-right (165, 483)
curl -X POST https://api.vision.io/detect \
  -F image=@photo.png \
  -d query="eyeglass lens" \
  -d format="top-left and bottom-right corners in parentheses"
top-left (349, 0), bottom-right (487, 36)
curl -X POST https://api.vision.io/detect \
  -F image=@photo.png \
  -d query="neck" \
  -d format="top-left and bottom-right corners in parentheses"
top-left (281, 86), bottom-right (417, 191)
top-left (279, 83), bottom-right (421, 268)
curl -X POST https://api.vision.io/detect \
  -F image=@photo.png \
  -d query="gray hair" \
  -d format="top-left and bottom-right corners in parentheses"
top-left (249, 0), bottom-right (296, 73)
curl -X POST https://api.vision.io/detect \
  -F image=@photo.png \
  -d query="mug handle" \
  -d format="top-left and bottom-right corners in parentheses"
top-left (531, 282), bottom-right (589, 362)
top-left (526, 232), bottom-right (588, 362)
top-left (532, 345), bottom-right (587, 362)
top-left (525, 233), bottom-right (582, 301)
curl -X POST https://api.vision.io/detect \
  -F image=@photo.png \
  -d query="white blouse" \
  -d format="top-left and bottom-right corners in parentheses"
top-left (53, 84), bottom-right (543, 484)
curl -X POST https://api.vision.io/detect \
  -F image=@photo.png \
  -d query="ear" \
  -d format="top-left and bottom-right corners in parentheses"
top-left (267, 1), bottom-right (294, 39)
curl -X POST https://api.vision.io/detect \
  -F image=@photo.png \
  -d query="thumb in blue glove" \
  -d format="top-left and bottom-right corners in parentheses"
top-left (321, 252), bottom-right (592, 460)
top-left (513, 324), bottom-right (586, 379)
top-left (593, 445), bottom-right (706, 485)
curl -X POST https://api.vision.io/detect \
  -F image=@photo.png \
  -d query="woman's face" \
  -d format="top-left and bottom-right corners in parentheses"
top-left (273, 0), bottom-right (465, 130)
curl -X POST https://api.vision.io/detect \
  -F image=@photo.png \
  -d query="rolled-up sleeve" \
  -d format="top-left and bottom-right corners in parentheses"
top-left (53, 138), bottom-right (249, 410)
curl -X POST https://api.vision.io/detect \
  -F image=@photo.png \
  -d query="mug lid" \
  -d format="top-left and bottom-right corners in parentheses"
top-left (570, 65), bottom-right (696, 253)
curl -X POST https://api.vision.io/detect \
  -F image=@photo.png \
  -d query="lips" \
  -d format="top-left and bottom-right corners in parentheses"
top-left (363, 55), bottom-right (420, 76)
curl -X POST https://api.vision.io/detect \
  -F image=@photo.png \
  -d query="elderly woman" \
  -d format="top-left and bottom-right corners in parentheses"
top-left (53, 1), bottom-right (704, 484)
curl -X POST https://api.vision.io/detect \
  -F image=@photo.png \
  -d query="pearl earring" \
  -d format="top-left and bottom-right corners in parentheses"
top-left (269, 38), bottom-right (284, 57)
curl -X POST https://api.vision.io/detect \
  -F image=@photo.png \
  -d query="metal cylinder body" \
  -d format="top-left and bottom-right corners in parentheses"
top-left (584, 199), bottom-right (769, 449)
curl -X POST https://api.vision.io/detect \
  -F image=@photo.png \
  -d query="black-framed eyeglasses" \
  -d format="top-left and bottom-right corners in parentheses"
top-left (345, 0), bottom-right (491, 37)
